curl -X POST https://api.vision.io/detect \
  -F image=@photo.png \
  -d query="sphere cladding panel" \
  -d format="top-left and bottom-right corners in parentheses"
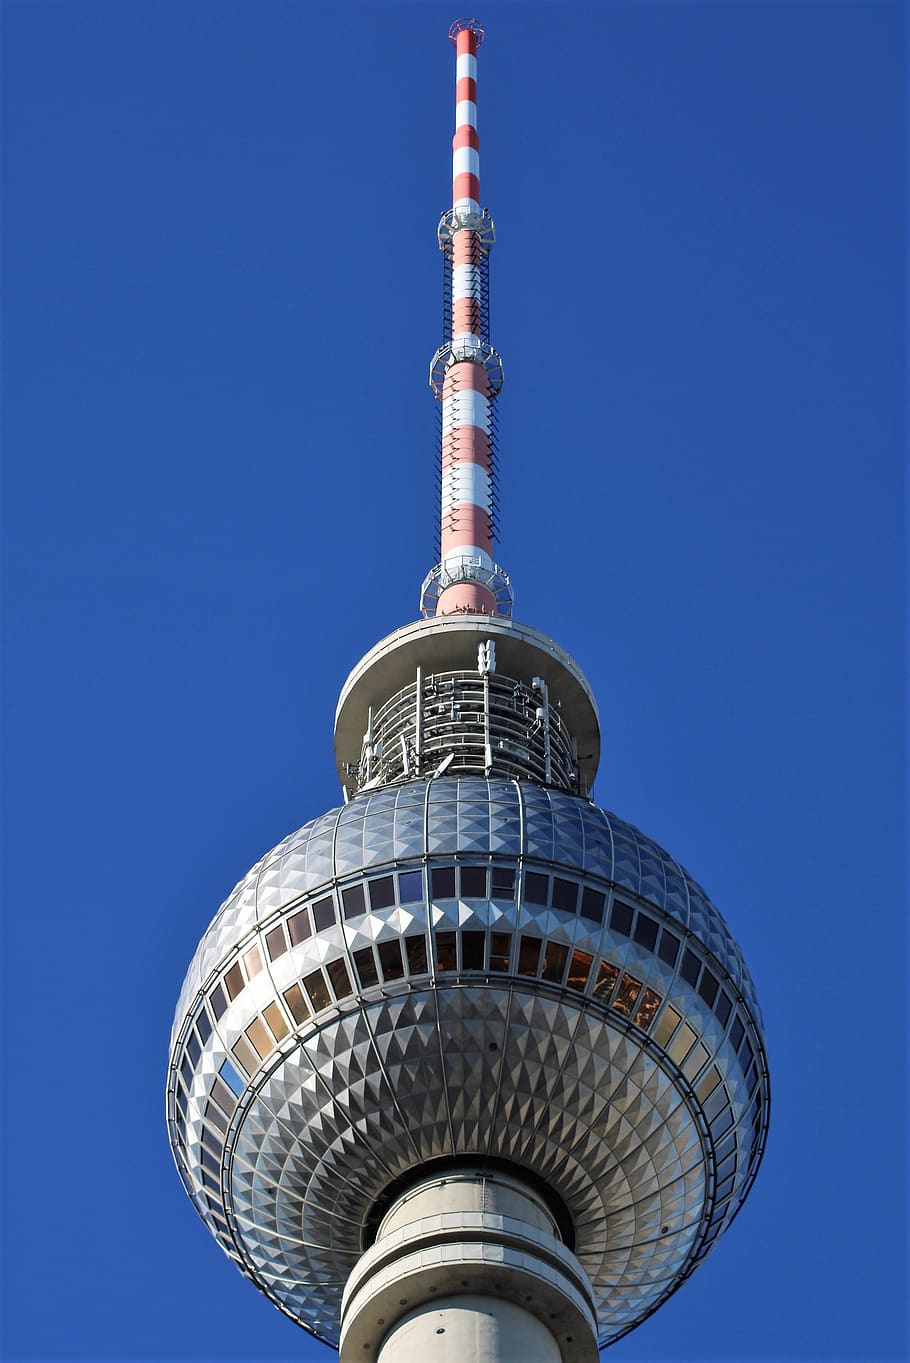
top-left (168, 778), bottom-right (769, 1347)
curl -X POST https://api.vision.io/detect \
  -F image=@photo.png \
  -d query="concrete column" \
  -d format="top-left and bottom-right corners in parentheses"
top-left (339, 1166), bottom-right (599, 1363)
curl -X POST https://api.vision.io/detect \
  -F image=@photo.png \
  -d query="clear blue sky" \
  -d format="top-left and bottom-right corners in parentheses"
top-left (2, 3), bottom-right (905, 1361)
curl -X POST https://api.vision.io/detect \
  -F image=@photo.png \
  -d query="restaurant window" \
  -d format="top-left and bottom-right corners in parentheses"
top-left (405, 935), bottom-right (428, 975)
top-left (368, 878), bottom-right (395, 912)
top-left (593, 960), bottom-right (620, 1001)
top-left (612, 973), bottom-right (643, 1017)
top-left (460, 866), bottom-right (488, 898)
top-left (354, 947), bottom-right (379, 990)
top-left (378, 940), bottom-right (405, 981)
top-left (432, 867), bottom-right (456, 899)
top-left (541, 941), bottom-right (568, 983)
top-left (462, 931), bottom-right (485, 971)
top-left (489, 933), bottom-right (511, 972)
top-left (518, 935), bottom-right (542, 976)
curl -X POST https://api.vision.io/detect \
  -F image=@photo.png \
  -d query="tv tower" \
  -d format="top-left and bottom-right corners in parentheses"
top-left (168, 20), bottom-right (769, 1362)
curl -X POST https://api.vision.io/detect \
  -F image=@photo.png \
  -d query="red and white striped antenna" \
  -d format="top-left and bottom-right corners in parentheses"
top-left (421, 18), bottom-right (512, 618)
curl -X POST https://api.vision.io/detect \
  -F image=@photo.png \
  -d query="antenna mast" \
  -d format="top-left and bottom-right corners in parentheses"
top-left (422, 18), bottom-right (511, 618)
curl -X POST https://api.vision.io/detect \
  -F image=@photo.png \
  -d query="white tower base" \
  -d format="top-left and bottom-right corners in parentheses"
top-left (339, 1167), bottom-right (599, 1363)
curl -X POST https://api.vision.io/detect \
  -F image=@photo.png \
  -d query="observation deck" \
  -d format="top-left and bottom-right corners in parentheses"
top-left (334, 615), bottom-right (601, 798)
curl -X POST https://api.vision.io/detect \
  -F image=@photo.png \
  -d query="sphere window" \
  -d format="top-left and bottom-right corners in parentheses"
top-left (541, 941), bottom-right (569, 983)
top-left (432, 867), bottom-right (456, 899)
top-left (580, 886), bottom-right (606, 924)
top-left (633, 914), bottom-right (659, 952)
top-left (593, 960), bottom-right (620, 1001)
top-left (231, 1034), bottom-right (257, 1076)
top-left (634, 987), bottom-right (662, 1029)
top-left (610, 900), bottom-right (633, 937)
top-left (282, 983), bottom-right (309, 1024)
top-left (657, 928), bottom-right (680, 968)
top-left (209, 982), bottom-right (228, 1020)
top-left (729, 1017), bottom-right (745, 1052)
top-left (489, 932), bottom-right (511, 972)
top-left (460, 866), bottom-right (488, 898)
top-left (566, 948), bottom-right (593, 991)
top-left (680, 949), bottom-right (701, 987)
top-left (398, 870), bottom-right (424, 904)
top-left (218, 1059), bottom-right (244, 1098)
top-left (243, 944), bottom-right (263, 980)
top-left (378, 940), bottom-right (405, 981)
top-left (288, 908), bottom-right (312, 946)
top-left (491, 866), bottom-right (515, 897)
top-left (695, 1066), bottom-right (722, 1104)
top-left (224, 961), bottom-right (245, 1000)
top-left (313, 896), bottom-right (336, 930)
top-left (682, 1041), bottom-right (710, 1082)
top-left (327, 958), bottom-right (353, 999)
top-left (368, 879), bottom-right (395, 913)
top-left (714, 990), bottom-right (733, 1028)
top-left (245, 1017), bottom-right (272, 1060)
top-left (263, 1001), bottom-right (289, 1042)
top-left (196, 1010), bottom-right (212, 1046)
top-left (436, 931), bottom-right (457, 971)
top-left (186, 1033), bottom-right (201, 1067)
top-left (653, 1004), bottom-right (682, 1048)
top-left (205, 1100), bottom-right (228, 1135)
top-left (354, 947), bottom-right (379, 990)
top-left (552, 878), bottom-right (578, 913)
top-left (266, 924), bottom-right (288, 962)
top-left (667, 1022), bottom-right (698, 1067)
top-left (518, 935), bottom-right (542, 975)
top-left (303, 970), bottom-right (331, 1012)
top-left (405, 934), bottom-right (428, 975)
top-left (612, 973), bottom-right (642, 1016)
top-left (342, 885), bottom-right (366, 919)
top-left (698, 968), bottom-right (719, 1007)
top-left (524, 872), bottom-right (549, 906)
top-left (462, 931), bottom-right (485, 970)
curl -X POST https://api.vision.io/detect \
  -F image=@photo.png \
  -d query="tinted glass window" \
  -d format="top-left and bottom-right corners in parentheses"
top-left (566, 949), bottom-right (593, 991)
top-left (524, 872), bottom-right (549, 906)
top-left (460, 866), bottom-right (488, 898)
top-left (612, 973), bottom-right (642, 1016)
top-left (462, 931), bottom-right (485, 970)
top-left (186, 1033), bottom-right (201, 1067)
top-left (205, 1100), bottom-right (228, 1134)
top-left (580, 886), bottom-right (606, 923)
top-left (263, 1001), bottom-right (289, 1042)
top-left (518, 935), bottom-right (542, 975)
top-left (378, 940), bottom-right (405, 981)
top-left (552, 878), bottom-right (578, 913)
top-left (541, 941), bottom-right (568, 983)
top-left (218, 1059), bottom-right (244, 1098)
top-left (244, 1016), bottom-right (272, 1060)
top-left (610, 900), bottom-right (633, 936)
top-left (730, 1017), bottom-right (745, 1052)
top-left (398, 870), bottom-right (423, 904)
top-left (265, 924), bottom-right (288, 961)
top-left (489, 933), bottom-right (511, 971)
top-left (593, 960), bottom-right (619, 1001)
top-left (491, 866), bottom-right (515, 897)
top-left (354, 947), bottom-right (379, 989)
top-left (327, 959), bottom-right (353, 999)
top-left (224, 961), bottom-right (245, 1000)
top-left (680, 948), bottom-right (701, 986)
top-left (231, 1035), bottom-right (257, 1076)
top-left (209, 983), bottom-right (227, 1020)
top-left (368, 877), bottom-right (395, 912)
top-left (698, 968), bottom-right (719, 1007)
top-left (288, 908), bottom-right (312, 946)
top-left (432, 867), bottom-right (456, 899)
top-left (634, 987), bottom-right (662, 1029)
top-left (210, 1078), bottom-right (236, 1115)
top-left (195, 1012), bottom-right (212, 1046)
top-left (715, 990), bottom-right (733, 1027)
top-left (242, 944), bottom-right (263, 980)
top-left (405, 935), bottom-right (428, 974)
top-left (436, 931), bottom-right (457, 971)
top-left (342, 884), bottom-right (366, 918)
top-left (657, 928), bottom-right (680, 967)
top-left (283, 983), bottom-right (309, 1024)
top-left (303, 970), bottom-right (331, 1012)
top-left (633, 913), bottom-right (659, 951)
top-left (313, 896), bottom-right (336, 931)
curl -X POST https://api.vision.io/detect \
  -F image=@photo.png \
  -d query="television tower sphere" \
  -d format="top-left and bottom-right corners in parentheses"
top-left (167, 21), bottom-right (769, 1363)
